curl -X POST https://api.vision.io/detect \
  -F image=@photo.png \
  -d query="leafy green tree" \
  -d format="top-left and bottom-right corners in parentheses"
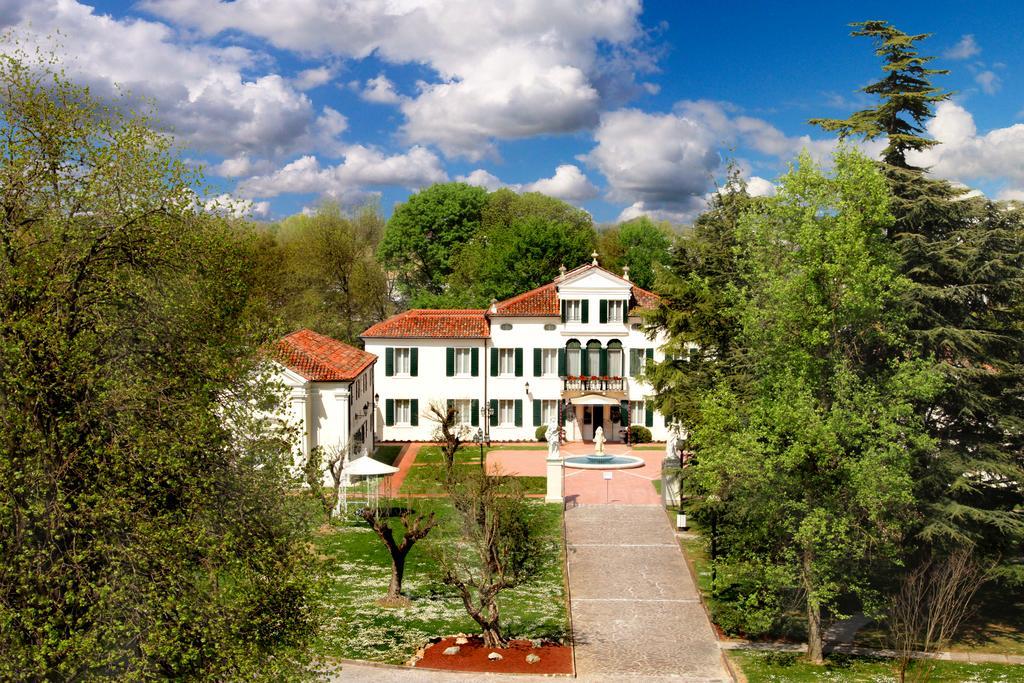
top-left (0, 52), bottom-right (315, 679)
top-left (378, 182), bottom-right (488, 302)
top-left (811, 21), bottom-right (1024, 558)
top-left (263, 203), bottom-right (391, 343)
top-left (688, 150), bottom-right (941, 663)
top-left (598, 216), bottom-right (673, 288)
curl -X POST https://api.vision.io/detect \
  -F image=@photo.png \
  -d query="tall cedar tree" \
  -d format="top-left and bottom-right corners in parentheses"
top-left (811, 21), bottom-right (1024, 558)
top-left (0, 53), bottom-right (315, 679)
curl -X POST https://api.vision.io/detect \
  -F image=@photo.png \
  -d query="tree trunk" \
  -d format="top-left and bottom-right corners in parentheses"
top-left (481, 595), bottom-right (505, 648)
top-left (802, 548), bottom-right (824, 665)
top-left (387, 549), bottom-right (408, 599)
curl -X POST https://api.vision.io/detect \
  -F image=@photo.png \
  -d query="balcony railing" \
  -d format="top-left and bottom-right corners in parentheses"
top-left (562, 376), bottom-right (626, 393)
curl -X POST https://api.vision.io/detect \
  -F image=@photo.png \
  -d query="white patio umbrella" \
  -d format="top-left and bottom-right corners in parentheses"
top-left (346, 455), bottom-right (399, 512)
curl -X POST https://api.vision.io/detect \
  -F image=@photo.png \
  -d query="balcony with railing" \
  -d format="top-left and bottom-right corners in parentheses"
top-left (562, 375), bottom-right (626, 396)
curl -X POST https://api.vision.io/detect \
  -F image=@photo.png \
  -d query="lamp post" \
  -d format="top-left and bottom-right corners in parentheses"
top-left (707, 493), bottom-right (721, 595)
top-left (482, 403), bottom-right (492, 447)
top-left (475, 427), bottom-right (485, 471)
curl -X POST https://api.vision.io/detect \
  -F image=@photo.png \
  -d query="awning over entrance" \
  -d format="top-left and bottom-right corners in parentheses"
top-left (569, 393), bottom-right (622, 406)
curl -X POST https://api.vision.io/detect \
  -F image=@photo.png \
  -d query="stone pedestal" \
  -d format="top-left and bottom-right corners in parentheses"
top-left (545, 455), bottom-right (564, 503)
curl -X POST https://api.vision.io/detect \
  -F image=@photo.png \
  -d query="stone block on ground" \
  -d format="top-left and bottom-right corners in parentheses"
top-left (442, 646), bottom-right (460, 656)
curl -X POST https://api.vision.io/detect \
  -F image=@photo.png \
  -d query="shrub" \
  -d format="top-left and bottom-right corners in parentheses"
top-left (628, 425), bottom-right (652, 443)
top-left (535, 425), bottom-right (547, 441)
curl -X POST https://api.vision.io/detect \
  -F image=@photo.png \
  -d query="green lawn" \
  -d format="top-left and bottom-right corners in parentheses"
top-left (310, 500), bottom-right (568, 663)
top-left (729, 650), bottom-right (1024, 682)
top-left (400, 446), bottom-right (546, 495)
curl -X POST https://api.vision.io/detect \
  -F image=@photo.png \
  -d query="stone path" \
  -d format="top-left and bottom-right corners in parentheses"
top-left (565, 505), bottom-right (729, 681)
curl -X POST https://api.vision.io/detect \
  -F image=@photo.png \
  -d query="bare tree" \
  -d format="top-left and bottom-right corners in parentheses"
top-left (323, 442), bottom-right (350, 519)
top-left (439, 468), bottom-right (542, 647)
top-left (888, 549), bottom-right (995, 682)
top-left (426, 400), bottom-right (469, 481)
top-left (303, 446), bottom-right (330, 519)
top-left (358, 504), bottom-right (438, 602)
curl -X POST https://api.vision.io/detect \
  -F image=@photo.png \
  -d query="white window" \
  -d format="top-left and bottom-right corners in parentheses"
top-left (395, 399), bottom-right (412, 425)
top-left (588, 346), bottom-right (601, 375)
top-left (540, 399), bottom-right (560, 424)
top-left (498, 399), bottom-right (516, 426)
top-left (541, 349), bottom-right (558, 375)
top-left (453, 399), bottom-right (473, 424)
top-left (629, 401), bottom-right (645, 425)
top-left (394, 348), bottom-right (411, 375)
top-left (608, 349), bottom-right (623, 377)
top-left (454, 348), bottom-right (472, 375)
top-left (564, 299), bottom-right (582, 322)
top-left (498, 348), bottom-right (515, 375)
top-left (567, 348), bottom-right (581, 376)
top-left (608, 300), bottom-right (625, 322)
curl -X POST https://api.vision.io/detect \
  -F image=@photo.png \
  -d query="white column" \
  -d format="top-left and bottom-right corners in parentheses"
top-left (545, 449), bottom-right (564, 504)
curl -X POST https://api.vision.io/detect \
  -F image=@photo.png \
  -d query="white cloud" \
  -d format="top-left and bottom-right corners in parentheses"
top-left (745, 176), bottom-right (777, 197)
top-left (944, 34), bottom-right (980, 60)
top-left (523, 164), bottom-right (598, 201)
top-left (237, 146), bottom-right (448, 201)
top-left (975, 70), bottom-right (1001, 95)
top-left (457, 169), bottom-right (506, 191)
top-left (360, 74), bottom-right (404, 104)
top-left (909, 102), bottom-right (1024, 192)
top-left (210, 154), bottom-right (275, 178)
top-left (3, 1), bottom-right (343, 161)
top-left (616, 198), bottom-right (708, 224)
top-left (293, 66), bottom-right (334, 91)
top-left (141, 0), bottom-right (650, 159)
top-left (203, 193), bottom-right (271, 218)
top-left (996, 188), bottom-right (1024, 202)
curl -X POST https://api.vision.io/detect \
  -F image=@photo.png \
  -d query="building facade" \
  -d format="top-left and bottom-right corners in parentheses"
top-left (273, 329), bottom-right (377, 467)
top-left (362, 261), bottom-right (671, 443)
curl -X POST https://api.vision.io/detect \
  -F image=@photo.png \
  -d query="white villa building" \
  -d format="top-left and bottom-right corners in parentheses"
top-left (362, 259), bottom-right (671, 443)
top-left (273, 329), bottom-right (378, 463)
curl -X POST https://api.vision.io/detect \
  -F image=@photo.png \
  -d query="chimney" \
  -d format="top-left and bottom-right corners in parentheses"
top-left (622, 265), bottom-right (631, 281)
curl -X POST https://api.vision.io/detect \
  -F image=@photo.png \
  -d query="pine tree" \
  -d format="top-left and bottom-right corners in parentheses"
top-left (811, 21), bottom-right (1024, 557)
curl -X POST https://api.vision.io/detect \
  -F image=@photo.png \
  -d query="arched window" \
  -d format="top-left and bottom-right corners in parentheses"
top-left (566, 339), bottom-right (581, 376)
top-left (606, 339), bottom-right (623, 377)
top-left (585, 340), bottom-right (602, 377)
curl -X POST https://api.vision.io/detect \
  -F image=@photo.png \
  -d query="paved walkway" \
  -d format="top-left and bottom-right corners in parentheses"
top-left (565, 505), bottom-right (729, 681)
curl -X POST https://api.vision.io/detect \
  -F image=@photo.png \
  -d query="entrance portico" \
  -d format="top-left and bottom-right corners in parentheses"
top-left (563, 393), bottom-right (627, 443)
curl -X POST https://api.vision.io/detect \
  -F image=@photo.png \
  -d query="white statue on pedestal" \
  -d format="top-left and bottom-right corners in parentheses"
top-left (545, 418), bottom-right (561, 460)
top-left (594, 426), bottom-right (606, 455)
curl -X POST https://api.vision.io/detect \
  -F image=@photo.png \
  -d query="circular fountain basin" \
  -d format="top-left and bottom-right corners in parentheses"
top-left (563, 454), bottom-right (645, 470)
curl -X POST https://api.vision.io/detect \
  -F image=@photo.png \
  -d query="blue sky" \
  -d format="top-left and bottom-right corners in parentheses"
top-left (4, 1), bottom-right (1022, 223)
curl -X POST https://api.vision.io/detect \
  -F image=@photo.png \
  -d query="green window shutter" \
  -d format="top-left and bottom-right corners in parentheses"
top-left (561, 300), bottom-right (567, 323)
top-left (581, 299), bottom-right (589, 323)
top-left (558, 348), bottom-right (566, 376)
top-left (514, 399), bottom-right (523, 427)
top-left (471, 399), bottom-right (480, 426)
top-left (623, 301), bottom-right (630, 324)
top-left (446, 347), bottom-right (455, 377)
top-left (490, 399), bottom-right (499, 427)
top-left (410, 348), bottom-right (419, 376)
top-left (385, 399), bottom-right (394, 426)
top-left (471, 347), bottom-right (480, 376)
top-left (447, 398), bottom-right (454, 411)
top-left (514, 348), bottom-right (523, 377)
top-left (581, 348), bottom-right (590, 376)
top-left (645, 402), bottom-right (653, 428)
top-left (629, 349), bottom-right (639, 377)
top-left (490, 347), bottom-right (498, 376)
top-left (533, 348), bottom-right (542, 376)
top-left (620, 400), bottom-right (629, 427)
top-left (599, 299), bottom-right (607, 323)
top-left (385, 347), bottom-right (394, 376)
top-left (410, 399), bottom-right (419, 426)
top-left (599, 348), bottom-right (608, 376)
top-left (646, 348), bottom-right (654, 361)
top-left (533, 399), bottom-right (542, 426)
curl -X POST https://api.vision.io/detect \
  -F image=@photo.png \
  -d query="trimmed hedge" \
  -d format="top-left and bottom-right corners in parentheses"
top-left (628, 425), bottom-right (653, 443)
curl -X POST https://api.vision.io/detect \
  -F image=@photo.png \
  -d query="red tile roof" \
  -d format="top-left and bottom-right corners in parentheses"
top-left (361, 309), bottom-right (490, 339)
top-left (492, 265), bottom-right (661, 316)
top-left (275, 329), bottom-right (376, 381)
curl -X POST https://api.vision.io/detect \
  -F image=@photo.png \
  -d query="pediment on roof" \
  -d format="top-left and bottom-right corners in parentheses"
top-left (557, 266), bottom-right (632, 295)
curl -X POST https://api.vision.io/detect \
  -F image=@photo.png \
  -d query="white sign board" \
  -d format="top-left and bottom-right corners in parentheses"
top-left (603, 471), bottom-right (613, 480)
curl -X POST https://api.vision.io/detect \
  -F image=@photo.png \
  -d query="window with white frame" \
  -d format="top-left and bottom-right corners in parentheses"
top-left (541, 349), bottom-right (558, 375)
top-left (454, 348), bottom-right (472, 375)
top-left (540, 399), bottom-right (560, 424)
top-left (608, 299), bottom-right (625, 322)
top-left (498, 348), bottom-right (515, 375)
top-left (629, 400), bottom-right (645, 425)
top-left (564, 299), bottom-right (582, 322)
top-left (395, 399), bottom-right (412, 425)
top-left (608, 348), bottom-right (623, 377)
top-left (394, 348), bottom-right (411, 375)
top-left (498, 399), bottom-right (516, 426)
top-left (567, 342), bottom-right (582, 375)
top-left (453, 399), bottom-right (474, 424)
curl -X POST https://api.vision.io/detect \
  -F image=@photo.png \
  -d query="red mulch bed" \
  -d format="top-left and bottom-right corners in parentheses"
top-left (415, 636), bottom-right (573, 675)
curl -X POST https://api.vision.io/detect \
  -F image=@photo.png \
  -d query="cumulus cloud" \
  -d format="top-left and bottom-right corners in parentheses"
top-left (909, 101), bottom-right (1024, 193)
top-left (523, 165), bottom-right (599, 201)
top-left (944, 34), bottom-right (981, 60)
top-left (210, 154), bottom-right (276, 178)
top-left (456, 169), bottom-right (506, 191)
top-left (360, 74), bottom-right (404, 104)
top-left (141, 0), bottom-right (650, 159)
top-left (204, 193), bottom-right (271, 218)
top-left (293, 66), bottom-right (334, 91)
top-left (237, 146), bottom-right (448, 201)
top-left (2, 1), bottom-right (343, 161)
top-left (975, 70), bottom-right (1001, 95)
